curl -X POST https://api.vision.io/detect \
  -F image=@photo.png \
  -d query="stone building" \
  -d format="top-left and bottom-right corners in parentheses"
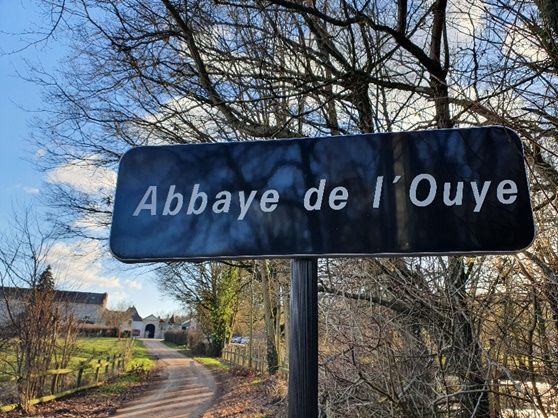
top-left (0, 287), bottom-right (108, 326)
top-left (118, 309), bottom-right (177, 339)
top-left (0, 287), bottom-right (179, 339)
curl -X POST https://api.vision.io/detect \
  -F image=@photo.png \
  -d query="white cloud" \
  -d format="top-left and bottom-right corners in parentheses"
top-left (22, 186), bottom-right (40, 194)
top-left (447, 0), bottom-right (485, 45)
top-left (504, 25), bottom-right (549, 63)
top-left (47, 240), bottom-right (122, 291)
top-left (72, 215), bottom-right (108, 235)
top-left (125, 279), bottom-right (142, 290)
top-left (34, 148), bottom-right (46, 159)
top-left (47, 159), bottom-right (116, 194)
top-left (107, 291), bottom-right (130, 308)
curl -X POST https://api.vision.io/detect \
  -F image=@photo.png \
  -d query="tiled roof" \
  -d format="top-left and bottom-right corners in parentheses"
top-left (0, 287), bottom-right (107, 305)
top-left (126, 306), bottom-right (143, 321)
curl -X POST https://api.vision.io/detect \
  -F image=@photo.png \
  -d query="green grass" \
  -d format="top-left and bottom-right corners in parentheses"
top-left (69, 337), bottom-right (132, 368)
top-left (127, 339), bottom-right (155, 373)
top-left (0, 337), bottom-right (155, 380)
top-left (76, 337), bottom-right (129, 356)
top-left (0, 348), bottom-right (16, 381)
top-left (162, 340), bottom-right (192, 357)
top-left (161, 342), bottom-right (229, 370)
top-left (194, 356), bottom-right (229, 370)
top-left (0, 337), bottom-right (155, 411)
top-left (161, 340), bottom-right (185, 349)
top-left (73, 337), bottom-right (155, 373)
top-left (95, 373), bottom-right (143, 395)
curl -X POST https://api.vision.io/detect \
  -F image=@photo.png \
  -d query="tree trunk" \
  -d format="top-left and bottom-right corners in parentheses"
top-left (429, 0), bottom-right (489, 412)
top-left (258, 260), bottom-right (279, 374)
top-left (448, 258), bottom-right (491, 418)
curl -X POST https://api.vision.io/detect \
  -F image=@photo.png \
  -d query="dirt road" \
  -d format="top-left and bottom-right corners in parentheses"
top-left (113, 339), bottom-right (216, 418)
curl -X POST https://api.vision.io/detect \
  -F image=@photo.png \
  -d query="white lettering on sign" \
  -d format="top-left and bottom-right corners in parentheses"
top-left (471, 181), bottom-right (491, 213)
top-left (132, 185), bottom-right (282, 220)
top-left (238, 191), bottom-right (258, 220)
top-left (329, 186), bottom-right (348, 210)
top-left (497, 180), bottom-right (518, 204)
top-left (131, 175), bottom-right (520, 218)
top-left (133, 186), bottom-right (157, 216)
top-left (303, 179), bottom-right (326, 211)
top-left (260, 190), bottom-right (279, 212)
top-left (212, 191), bottom-right (232, 213)
top-left (443, 182), bottom-right (463, 206)
top-left (372, 176), bottom-right (383, 208)
top-left (303, 179), bottom-right (351, 211)
top-left (409, 174), bottom-right (437, 207)
top-left (162, 185), bottom-right (183, 215)
top-left (187, 184), bottom-right (208, 215)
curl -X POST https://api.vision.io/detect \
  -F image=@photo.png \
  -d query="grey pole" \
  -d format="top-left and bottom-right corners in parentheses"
top-left (289, 258), bottom-right (318, 418)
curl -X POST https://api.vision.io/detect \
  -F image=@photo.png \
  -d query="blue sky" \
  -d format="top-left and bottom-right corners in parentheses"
top-left (0, 1), bottom-right (184, 318)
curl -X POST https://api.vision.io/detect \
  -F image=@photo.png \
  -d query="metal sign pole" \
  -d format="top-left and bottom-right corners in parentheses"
top-left (289, 258), bottom-right (318, 418)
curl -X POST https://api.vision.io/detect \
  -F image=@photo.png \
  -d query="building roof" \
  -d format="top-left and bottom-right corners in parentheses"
top-left (142, 314), bottom-right (159, 322)
top-left (126, 306), bottom-right (143, 321)
top-left (78, 323), bottom-right (116, 330)
top-left (0, 287), bottom-right (108, 306)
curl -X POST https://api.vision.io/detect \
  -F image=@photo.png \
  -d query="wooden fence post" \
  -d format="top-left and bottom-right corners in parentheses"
top-left (0, 349), bottom-right (131, 412)
top-left (50, 372), bottom-right (58, 395)
top-left (105, 356), bottom-right (110, 377)
top-left (94, 359), bottom-right (102, 383)
top-left (76, 366), bottom-right (84, 389)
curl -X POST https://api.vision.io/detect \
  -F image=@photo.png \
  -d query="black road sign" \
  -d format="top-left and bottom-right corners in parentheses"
top-left (110, 126), bottom-right (534, 262)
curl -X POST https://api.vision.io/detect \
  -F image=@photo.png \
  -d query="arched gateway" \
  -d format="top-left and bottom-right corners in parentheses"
top-left (144, 323), bottom-right (155, 338)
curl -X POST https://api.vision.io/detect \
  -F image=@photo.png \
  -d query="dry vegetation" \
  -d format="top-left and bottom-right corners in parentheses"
top-left (202, 364), bottom-right (287, 418)
top-left (3, 372), bottom-right (152, 418)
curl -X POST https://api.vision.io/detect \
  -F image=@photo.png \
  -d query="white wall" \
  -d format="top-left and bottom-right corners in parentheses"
top-left (0, 299), bottom-right (24, 325)
top-left (119, 319), bottom-right (144, 336)
top-left (0, 298), bottom-right (105, 326)
top-left (63, 302), bottom-right (104, 324)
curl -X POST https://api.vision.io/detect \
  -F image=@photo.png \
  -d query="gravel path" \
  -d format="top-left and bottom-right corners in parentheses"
top-left (113, 339), bottom-right (216, 418)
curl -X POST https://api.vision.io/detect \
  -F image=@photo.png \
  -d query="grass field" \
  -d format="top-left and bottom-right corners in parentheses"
top-left (126, 338), bottom-right (154, 372)
top-left (73, 337), bottom-right (155, 372)
top-left (161, 340), bottom-right (229, 370)
top-left (0, 337), bottom-right (154, 380)
top-left (194, 357), bottom-right (229, 370)
top-left (0, 337), bottom-right (155, 410)
top-left (69, 337), bottom-right (130, 369)
top-left (160, 340), bottom-right (184, 350)
top-left (161, 340), bottom-right (192, 356)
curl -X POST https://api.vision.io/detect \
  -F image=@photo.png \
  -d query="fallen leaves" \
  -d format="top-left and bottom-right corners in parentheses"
top-left (4, 371), bottom-right (155, 418)
top-left (202, 366), bottom-right (287, 418)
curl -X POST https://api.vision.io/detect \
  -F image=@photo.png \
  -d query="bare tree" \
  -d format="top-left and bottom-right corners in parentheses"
top-left (0, 210), bottom-right (78, 412)
top-left (156, 262), bottom-right (246, 356)
top-left (102, 300), bottom-right (134, 338)
top-left (23, 0), bottom-right (558, 416)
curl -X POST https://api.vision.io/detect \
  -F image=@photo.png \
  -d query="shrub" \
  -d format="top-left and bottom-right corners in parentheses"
top-left (191, 341), bottom-right (207, 356)
top-left (164, 329), bottom-right (187, 345)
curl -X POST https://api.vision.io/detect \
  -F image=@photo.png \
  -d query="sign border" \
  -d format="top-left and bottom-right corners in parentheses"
top-left (109, 126), bottom-right (536, 263)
